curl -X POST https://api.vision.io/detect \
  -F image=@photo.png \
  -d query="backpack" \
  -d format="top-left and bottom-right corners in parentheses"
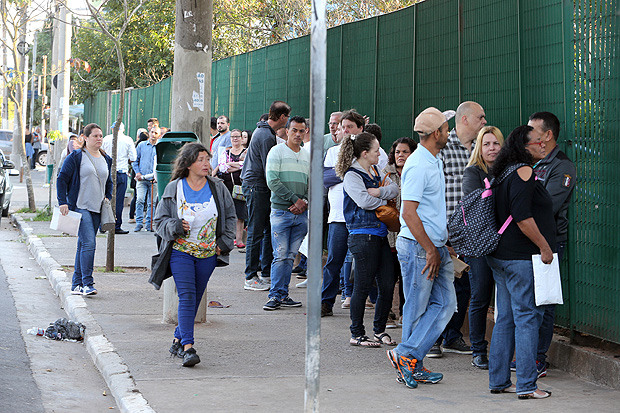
top-left (447, 163), bottom-right (526, 257)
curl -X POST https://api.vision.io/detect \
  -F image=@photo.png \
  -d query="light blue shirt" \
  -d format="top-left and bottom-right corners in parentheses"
top-left (211, 131), bottom-right (231, 169)
top-left (398, 145), bottom-right (448, 247)
top-left (132, 140), bottom-right (156, 175)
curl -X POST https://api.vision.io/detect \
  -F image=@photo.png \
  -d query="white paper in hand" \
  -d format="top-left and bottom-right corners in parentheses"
top-left (532, 253), bottom-right (563, 306)
top-left (50, 207), bottom-right (82, 236)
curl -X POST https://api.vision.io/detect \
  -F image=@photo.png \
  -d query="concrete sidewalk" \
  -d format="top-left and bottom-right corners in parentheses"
top-left (10, 211), bottom-right (620, 413)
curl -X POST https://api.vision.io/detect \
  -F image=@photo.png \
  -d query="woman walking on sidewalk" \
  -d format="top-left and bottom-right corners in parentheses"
top-left (150, 142), bottom-right (236, 367)
top-left (57, 123), bottom-right (112, 296)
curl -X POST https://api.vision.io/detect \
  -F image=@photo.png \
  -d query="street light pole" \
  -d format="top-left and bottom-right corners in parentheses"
top-left (305, 0), bottom-right (326, 411)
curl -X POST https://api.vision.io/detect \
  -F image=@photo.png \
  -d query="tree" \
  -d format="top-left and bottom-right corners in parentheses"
top-left (0, 0), bottom-right (48, 212)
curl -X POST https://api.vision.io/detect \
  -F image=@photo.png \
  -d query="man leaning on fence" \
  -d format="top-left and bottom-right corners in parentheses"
top-left (386, 107), bottom-right (457, 390)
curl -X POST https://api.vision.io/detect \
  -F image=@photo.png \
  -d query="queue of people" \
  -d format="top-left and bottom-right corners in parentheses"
top-left (56, 100), bottom-right (576, 396)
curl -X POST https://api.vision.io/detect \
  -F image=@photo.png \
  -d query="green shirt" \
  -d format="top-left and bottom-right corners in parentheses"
top-left (323, 133), bottom-right (337, 154)
top-left (265, 143), bottom-right (310, 210)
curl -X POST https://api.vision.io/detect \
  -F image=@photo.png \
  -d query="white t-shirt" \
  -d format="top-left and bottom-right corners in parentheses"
top-left (324, 145), bottom-right (345, 223)
top-left (102, 133), bottom-right (137, 173)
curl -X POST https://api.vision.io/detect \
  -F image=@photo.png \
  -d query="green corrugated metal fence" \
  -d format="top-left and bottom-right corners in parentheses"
top-left (79, 0), bottom-right (620, 344)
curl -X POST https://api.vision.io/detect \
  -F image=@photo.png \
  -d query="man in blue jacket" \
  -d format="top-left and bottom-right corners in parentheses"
top-left (240, 101), bottom-right (291, 291)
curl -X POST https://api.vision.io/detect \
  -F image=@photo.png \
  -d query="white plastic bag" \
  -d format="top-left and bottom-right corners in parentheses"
top-left (50, 207), bottom-right (82, 237)
top-left (532, 253), bottom-right (563, 306)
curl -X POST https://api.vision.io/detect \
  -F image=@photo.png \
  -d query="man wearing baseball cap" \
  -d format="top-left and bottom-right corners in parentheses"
top-left (386, 107), bottom-right (457, 389)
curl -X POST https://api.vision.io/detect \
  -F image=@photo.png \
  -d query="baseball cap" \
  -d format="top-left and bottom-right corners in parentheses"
top-left (413, 107), bottom-right (456, 135)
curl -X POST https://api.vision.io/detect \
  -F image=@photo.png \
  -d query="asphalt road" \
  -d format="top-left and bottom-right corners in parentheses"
top-left (0, 257), bottom-right (45, 412)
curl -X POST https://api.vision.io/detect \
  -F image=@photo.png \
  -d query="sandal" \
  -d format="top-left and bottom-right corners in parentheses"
top-left (518, 389), bottom-right (551, 400)
top-left (350, 335), bottom-right (382, 348)
top-left (490, 384), bottom-right (517, 394)
top-left (374, 332), bottom-right (397, 346)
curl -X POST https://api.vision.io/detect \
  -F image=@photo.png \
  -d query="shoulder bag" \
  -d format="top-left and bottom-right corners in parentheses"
top-left (373, 167), bottom-right (400, 233)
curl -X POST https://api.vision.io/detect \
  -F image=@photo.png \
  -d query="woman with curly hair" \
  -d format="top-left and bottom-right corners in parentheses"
top-left (150, 142), bottom-right (236, 367)
top-left (336, 131), bottom-right (399, 348)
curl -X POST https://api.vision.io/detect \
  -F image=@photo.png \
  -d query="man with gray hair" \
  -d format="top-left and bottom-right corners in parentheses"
top-left (102, 122), bottom-right (137, 234)
top-left (323, 111), bottom-right (342, 153)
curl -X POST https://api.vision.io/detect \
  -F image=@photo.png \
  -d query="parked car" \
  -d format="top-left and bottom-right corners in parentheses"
top-left (0, 128), bottom-right (49, 166)
top-left (0, 148), bottom-right (18, 221)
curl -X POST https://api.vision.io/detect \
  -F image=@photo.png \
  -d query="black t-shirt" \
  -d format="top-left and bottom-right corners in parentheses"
top-left (492, 167), bottom-right (556, 260)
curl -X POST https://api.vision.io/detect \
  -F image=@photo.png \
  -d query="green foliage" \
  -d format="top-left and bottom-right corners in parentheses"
top-left (72, 0), bottom-right (175, 100)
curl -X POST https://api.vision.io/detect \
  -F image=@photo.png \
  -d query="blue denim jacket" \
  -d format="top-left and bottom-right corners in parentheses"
top-left (343, 166), bottom-right (383, 231)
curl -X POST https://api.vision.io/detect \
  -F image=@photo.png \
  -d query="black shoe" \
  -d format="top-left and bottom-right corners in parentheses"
top-left (321, 302), bottom-right (333, 317)
top-left (292, 266), bottom-right (305, 274)
top-left (115, 228), bottom-right (129, 234)
top-left (427, 343), bottom-right (443, 358)
top-left (263, 298), bottom-right (281, 311)
top-left (169, 340), bottom-right (182, 357)
top-left (182, 347), bottom-right (200, 367)
top-left (442, 337), bottom-right (473, 354)
top-left (472, 354), bottom-right (489, 369)
top-left (280, 296), bottom-right (302, 308)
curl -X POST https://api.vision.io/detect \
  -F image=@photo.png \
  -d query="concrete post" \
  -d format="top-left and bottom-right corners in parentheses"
top-left (0, 0), bottom-right (8, 128)
top-left (162, 0), bottom-right (213, 324)
top-left (29, 33), bottom-right (37, 130)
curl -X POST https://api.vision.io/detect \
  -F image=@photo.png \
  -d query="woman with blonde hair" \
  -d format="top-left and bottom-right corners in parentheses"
top-left (336, 131), bottom-right (399, 347)
top-left (462, 125), bottom-right (504, 370)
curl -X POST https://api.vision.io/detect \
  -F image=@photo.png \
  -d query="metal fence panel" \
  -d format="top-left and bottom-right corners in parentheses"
top-left (287, 37), bottom-right (311, 119)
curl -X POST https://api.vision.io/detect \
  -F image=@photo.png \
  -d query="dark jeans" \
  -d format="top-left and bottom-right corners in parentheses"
top-left (242, 185), bottom-right (273, 280)
top-left (348, 234), bottom-right (395, 338)
top-left (439, 271), bottom-right (471, 345)
top-left (537, 241), bottom-right (566, 363)
top-left (30, 149), bottom-right (39, 169)
top-left (170, 250), bottom-right (216, 346)
top-left (115, 172), bottom-right (128, 230)
top-left (321, 222), bottom-right (349, 307)
top-left (467, 256), bottom-right (494, 356)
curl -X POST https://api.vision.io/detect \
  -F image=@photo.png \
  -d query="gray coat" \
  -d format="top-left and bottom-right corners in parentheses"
top-left (149, 177), bottom-right (236, 290)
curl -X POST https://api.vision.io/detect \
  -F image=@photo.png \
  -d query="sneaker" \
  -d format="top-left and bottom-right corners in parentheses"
top-left (341, 297), bottom-right (351, 309)
top-left (537, 360), bottom-right (548, 378)
top-left (292, 265), bottom-right (305, 274)
top-left (133, 225), bottom-right (143, 232)
top-left (321, 302), bottom-right (333, 317)
top-left (280, 296), bottom-right (302, 308)
top-left (296, 272), bottom-right (307, 279)
top-left (182, 347), bottom-right (200, 367)
top-left (83, 285), bottom-right (97, 296)
top-left (296, 279), bottom-right (307, 288)
top-left (389, 349), bottom-right (418, 389)
top-left (510, 359), bottom-right (516, 371)
top-left (244, 276), bottom-right (270, 291)
top-left (427, 343), bottom-right (443, 358)
top-left (386, 314), bottom-right (398, 329)
top-left (413, 365), bottom-right (444, 384)
top-left (169, 340), bottom-right (182, 357)
top-left (472, 354), bottom-right (489, 370)
top-left (442, 337), bottom-right (472, 354)
top-left (128, 218), bottom-right (136, 224)
top-left (71, 286), bottom-right (83, 295)
top-left (263, 298), bottom-right (281, 311)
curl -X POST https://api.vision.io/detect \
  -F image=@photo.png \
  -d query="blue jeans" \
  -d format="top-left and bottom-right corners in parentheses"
top-left (73, 209), bottom-right (101, 289)
top-left (486, 256), bottom-right (544, 394)
top-left (348, 234), bottom-right (395, 337)
top-left (467, 256), bottom-right (494, 356)
top-left (269, 209), bottom-right (308, 301)
top-left (395, 237), bottom-right (456, 365)
top-left (243, 185), bottom-right (273, 280)
top-left (170, 250), bottom-right (217, 346)
top-left (537, 241), bottom-right (566, 363)
top-left (115, 172), bottom-right (128, 230)
top-left (340, 250), bottom-right (354, 298)
top-left (321, 222), bottom-right (349, 306)
top-left (135, 179), bottom-right (156, 228)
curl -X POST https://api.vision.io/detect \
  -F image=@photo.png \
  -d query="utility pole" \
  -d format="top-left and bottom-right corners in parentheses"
top-left (162, 0), bottom-right (213, 323)
top-left (1, 0), bottom-right (9, 128)
top-left (28, 33), bottom-right (37, 130)
top-left (41, 54), bottom-right (46, 134)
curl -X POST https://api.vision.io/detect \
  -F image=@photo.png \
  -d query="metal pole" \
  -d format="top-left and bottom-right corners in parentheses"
top-left (41, 55), bottom-right (47, 134)
top-left (29, 33), bottom-right (37, 129)
top-left (305, 1), bottom-right (326, 412)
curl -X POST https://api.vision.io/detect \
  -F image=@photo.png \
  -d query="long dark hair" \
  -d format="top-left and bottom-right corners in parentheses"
top-left (491, 125), bottom-right (534, 177)
top-left (170, 142), bottom-right (211, 181)
top-left (388, 137), bottom-right (417, 165)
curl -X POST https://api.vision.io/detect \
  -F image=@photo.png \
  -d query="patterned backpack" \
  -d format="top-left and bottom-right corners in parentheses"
top-left (447, 163), bottom-right (526, 257)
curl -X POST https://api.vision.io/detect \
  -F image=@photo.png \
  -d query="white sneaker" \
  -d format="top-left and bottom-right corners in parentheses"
top-left (71, 286), bottom-right (83, 295)
top-left (296, 279), bottom-right (307, 288)
top-left (244, 276), bottom-right (270, 291)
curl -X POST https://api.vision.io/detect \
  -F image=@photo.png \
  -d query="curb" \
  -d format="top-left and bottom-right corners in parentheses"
top-left (11, 214), bottom-right (155, 413)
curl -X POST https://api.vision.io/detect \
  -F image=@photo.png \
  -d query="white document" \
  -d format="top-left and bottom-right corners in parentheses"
top-left (50, 207), bottom-right (82, 237)
top-left (533, 253), bottom-right (563, 306)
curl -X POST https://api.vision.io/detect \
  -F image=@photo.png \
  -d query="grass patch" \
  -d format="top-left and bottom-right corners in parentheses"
top-left (15, 207), bottom-right (36, 213)
top-left (36, 233), bottom-right (74, 238)
top-left (32, 209), bottom-right (53, 221)
top-left (95, 266), bottom-right (126, 273)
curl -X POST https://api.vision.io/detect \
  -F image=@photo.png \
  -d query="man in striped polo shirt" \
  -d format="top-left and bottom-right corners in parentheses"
top-left (263, 116), bottom-right (311, 311)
